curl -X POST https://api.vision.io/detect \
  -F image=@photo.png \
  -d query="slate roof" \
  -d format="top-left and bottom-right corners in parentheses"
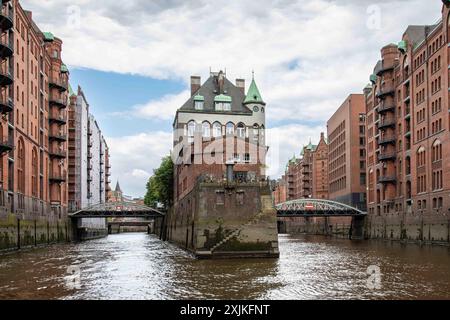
top-left (179, 75), bottom-right (253, 114)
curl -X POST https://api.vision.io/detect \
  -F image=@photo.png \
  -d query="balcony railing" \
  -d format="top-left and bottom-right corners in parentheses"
top-left (49, 94), bottom-right (68, 108)
top-left (378, 135), bottom-right (396, 145)
top-left (375, 62), bottom-right (395, 76)
top-left (0, 37), bottom-right (13, 59)
top-left (49, 174), bottom-right (67, 183)
top-left (0, 4), bottom-right (14, 31)
top-left (0, 94), bottom-right (13, 113)
top-left (0, 63), bottom-right (13, 86)
top-left (378, 103), bottom-right (395, 114)
top-left (49, 77), bottom-right (68, 92)
top-left (378, 118), bottom-right (396, 129)
top-left (49, 112), bottom-right (67, 124)
top-left (377, 176), bottom-right (397, 184)
top-left (376, 87), bottom-right (395, 99)
top-left (378, 152), bottom-right (396, 161)
top-left (49, 133), bottom-right (67, 142)
top-left (0, 138), bottom-right (13, 154)
top-left (49, 149), bottom-right (67, 159)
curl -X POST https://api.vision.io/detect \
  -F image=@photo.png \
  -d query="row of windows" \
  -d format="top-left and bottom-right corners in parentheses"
top-left (415, 69), bottom-right (425, 87)
top-left (432, 170), bottom-right (443, 191)
top-left (328, 120), bottom-right (345, 142)
top-left (431, 97), bottom-right (442, 115)
top-left (431, 76), bottom-right (441, 94)
top-left (431, 118), bottom-right (443, 135)
top-left (329, 177), bottom-right (346, 193)
top-left (416, 88), bottom-right (425, 105)
top-left (186, 121), bottom-right (264, 140)
top-left (431, 55), bottom-right (441, 74)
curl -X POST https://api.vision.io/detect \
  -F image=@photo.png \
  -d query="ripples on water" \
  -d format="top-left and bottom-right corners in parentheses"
top-left (0, 233), bottom-right (449, 300)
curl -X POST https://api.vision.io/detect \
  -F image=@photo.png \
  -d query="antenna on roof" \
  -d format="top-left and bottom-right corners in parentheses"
top-left (252, 69), bottom-right (255, 80)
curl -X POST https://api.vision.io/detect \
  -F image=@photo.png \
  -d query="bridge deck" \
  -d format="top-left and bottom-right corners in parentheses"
top-left (70, 202), bottom-right (164, 219)
top-left (276, 199), bottom-right (366, 217)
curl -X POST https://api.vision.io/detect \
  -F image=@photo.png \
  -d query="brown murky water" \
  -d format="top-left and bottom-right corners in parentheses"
top-left (0, 233), bottom-right (449, 300)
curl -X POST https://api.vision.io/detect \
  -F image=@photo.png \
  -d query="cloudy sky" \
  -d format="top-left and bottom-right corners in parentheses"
top-left (21, 0), bottom-right (443, 197)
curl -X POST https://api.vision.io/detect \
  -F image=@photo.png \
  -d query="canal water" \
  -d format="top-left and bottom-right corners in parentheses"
top-left (0, 233), bottom-right (449, 300)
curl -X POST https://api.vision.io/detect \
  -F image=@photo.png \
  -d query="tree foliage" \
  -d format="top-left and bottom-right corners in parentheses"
top-left (144, 156), bottom-right (174, 209)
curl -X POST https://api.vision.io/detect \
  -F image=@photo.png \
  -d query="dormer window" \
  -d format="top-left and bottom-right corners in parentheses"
top-left (193, 94), bottom-right (204, 110)
top-left (214, 94), bottom-right (232, 111)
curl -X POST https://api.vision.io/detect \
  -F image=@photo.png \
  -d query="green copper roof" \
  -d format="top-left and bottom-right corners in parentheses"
top-left (244, 79), bottom-right (265, 105)
top-left (43, 32), bottom-right (54, 42)
top-left (193, 94), bottom-right (205, 101)
top-left (214, 94), bottom-right (232, 103)
top-left (398, 40), bottom-right (407, 53)
top-left (370, 74), bottom-right (377, 84)
top-left (61, 64), bottom-right (69, 73)
top-left (306, 140), bottom-right (317, 151)
top-left (68, 83), bottom-right (75, 96)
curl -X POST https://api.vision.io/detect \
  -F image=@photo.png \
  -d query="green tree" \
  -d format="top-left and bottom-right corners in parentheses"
top-left (144, 155), bottom-right (174, 209)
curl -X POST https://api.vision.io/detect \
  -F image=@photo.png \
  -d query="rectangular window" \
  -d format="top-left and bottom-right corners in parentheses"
top-left (194, 101), bottom-right (203, 110)
top-left (223, 103), bottom-right (231, 111)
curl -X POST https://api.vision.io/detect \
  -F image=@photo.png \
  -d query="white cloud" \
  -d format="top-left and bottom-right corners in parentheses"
top-left (18, 0), bottom-right (444, 194)
top-left (106, 131), bottom-right (172, 197)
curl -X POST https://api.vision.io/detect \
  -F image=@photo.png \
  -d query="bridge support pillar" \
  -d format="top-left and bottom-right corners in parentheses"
top-left (350, 216), bottom-right (366, 240)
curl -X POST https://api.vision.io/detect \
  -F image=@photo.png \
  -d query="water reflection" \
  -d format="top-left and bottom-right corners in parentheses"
top-left (0, 233), bottom-right (449, 300)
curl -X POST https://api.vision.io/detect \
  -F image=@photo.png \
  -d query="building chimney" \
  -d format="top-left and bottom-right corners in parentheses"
top-left (190, 76), bottom-right (201, 96)
top-left (236, 79), bottom-right (245, 94)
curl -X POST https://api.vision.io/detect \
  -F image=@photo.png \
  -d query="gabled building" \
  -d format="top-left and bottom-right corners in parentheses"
top-left (164, 70), bottom-right (279, 259)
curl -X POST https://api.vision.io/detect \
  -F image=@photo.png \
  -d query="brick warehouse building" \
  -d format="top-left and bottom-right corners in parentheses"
top-left (365, 1), bottom-right (450, 243)
top-left (328, 94), bottom-right (367, 211)
top-left (0, 0), bottom-right (72, 249)
top-left (160, 70), bottom-right (279, 258)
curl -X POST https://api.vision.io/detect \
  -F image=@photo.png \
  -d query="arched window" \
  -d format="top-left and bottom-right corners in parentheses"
top-left (17, 138), bottom-right (25, 193)
top-left (187, 121), bottom-right (196, 143)
top-left (260, 125), bottom-right (265, 140)
top-left (213, 122), bottom-right (222, 138)
top-left (432, 139), bottom-right (442, 162)
top-left (252, 124), bottom-right (259, 141)
top-left (417, 146), bottom-right (426, 167)
top-left (236, 123), bottom-right (246, 138)
top-left (202, 122), bottom-right (211, 138)
top-left (32, 148), bottom-right (38, 197)
top-left (226, 122), bottom-right (235, 136)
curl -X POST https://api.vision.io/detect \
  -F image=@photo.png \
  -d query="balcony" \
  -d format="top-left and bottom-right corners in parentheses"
top-left (0, 4), bottom-right (13, 31)
top-left (378, 118), bottom-right (396, 129)
top-left (376, 87), bottom-right (395, 99)
top-left (49, 113), bottom-right (67, 125)
top-left (377, 176), bottom-right (397, 184)
top-left (0, 38), bottom-right (13, 59)
top-left (378, 103), bottom-right (395, 114)
top-left (49, 94), bottom-right (67, 108)
top-left (87, 152), bottom-right (92, 159)
top-left (49, 133), bottom-right (67, 142)
top-left (0, 95), bottom-right (12, 113)
top-left (49, 77), bottom-right (68, 92)
top-left (378, 152), bottom-right (396, 161)
top-left (106, 172), bottom-right (111, 177)
top-left (378, 135), bottom-right (396, 145)
top-left (49, 149), bottom-right (67, 159)
top-left (375, 61), bottom-right (395, 76)
top-left (49, 174), bottom-right (66, 183)
top-left (0, 138), bottom-right (13, 154)
top-left (0, 64), bottom-right (13, 86)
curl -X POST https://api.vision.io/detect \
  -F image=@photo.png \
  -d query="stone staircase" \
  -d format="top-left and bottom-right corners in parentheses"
top-left (210, 212), bottom-right (264, 253)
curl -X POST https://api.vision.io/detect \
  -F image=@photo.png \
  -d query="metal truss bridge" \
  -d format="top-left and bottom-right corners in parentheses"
top-left (276, 199), bottom-right (367, 217)
top-left (70, 202), bottom-right (164, 219)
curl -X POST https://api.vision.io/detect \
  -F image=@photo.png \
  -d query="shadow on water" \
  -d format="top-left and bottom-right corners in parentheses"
top-left (0, 233), bottom-right (449, 300)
